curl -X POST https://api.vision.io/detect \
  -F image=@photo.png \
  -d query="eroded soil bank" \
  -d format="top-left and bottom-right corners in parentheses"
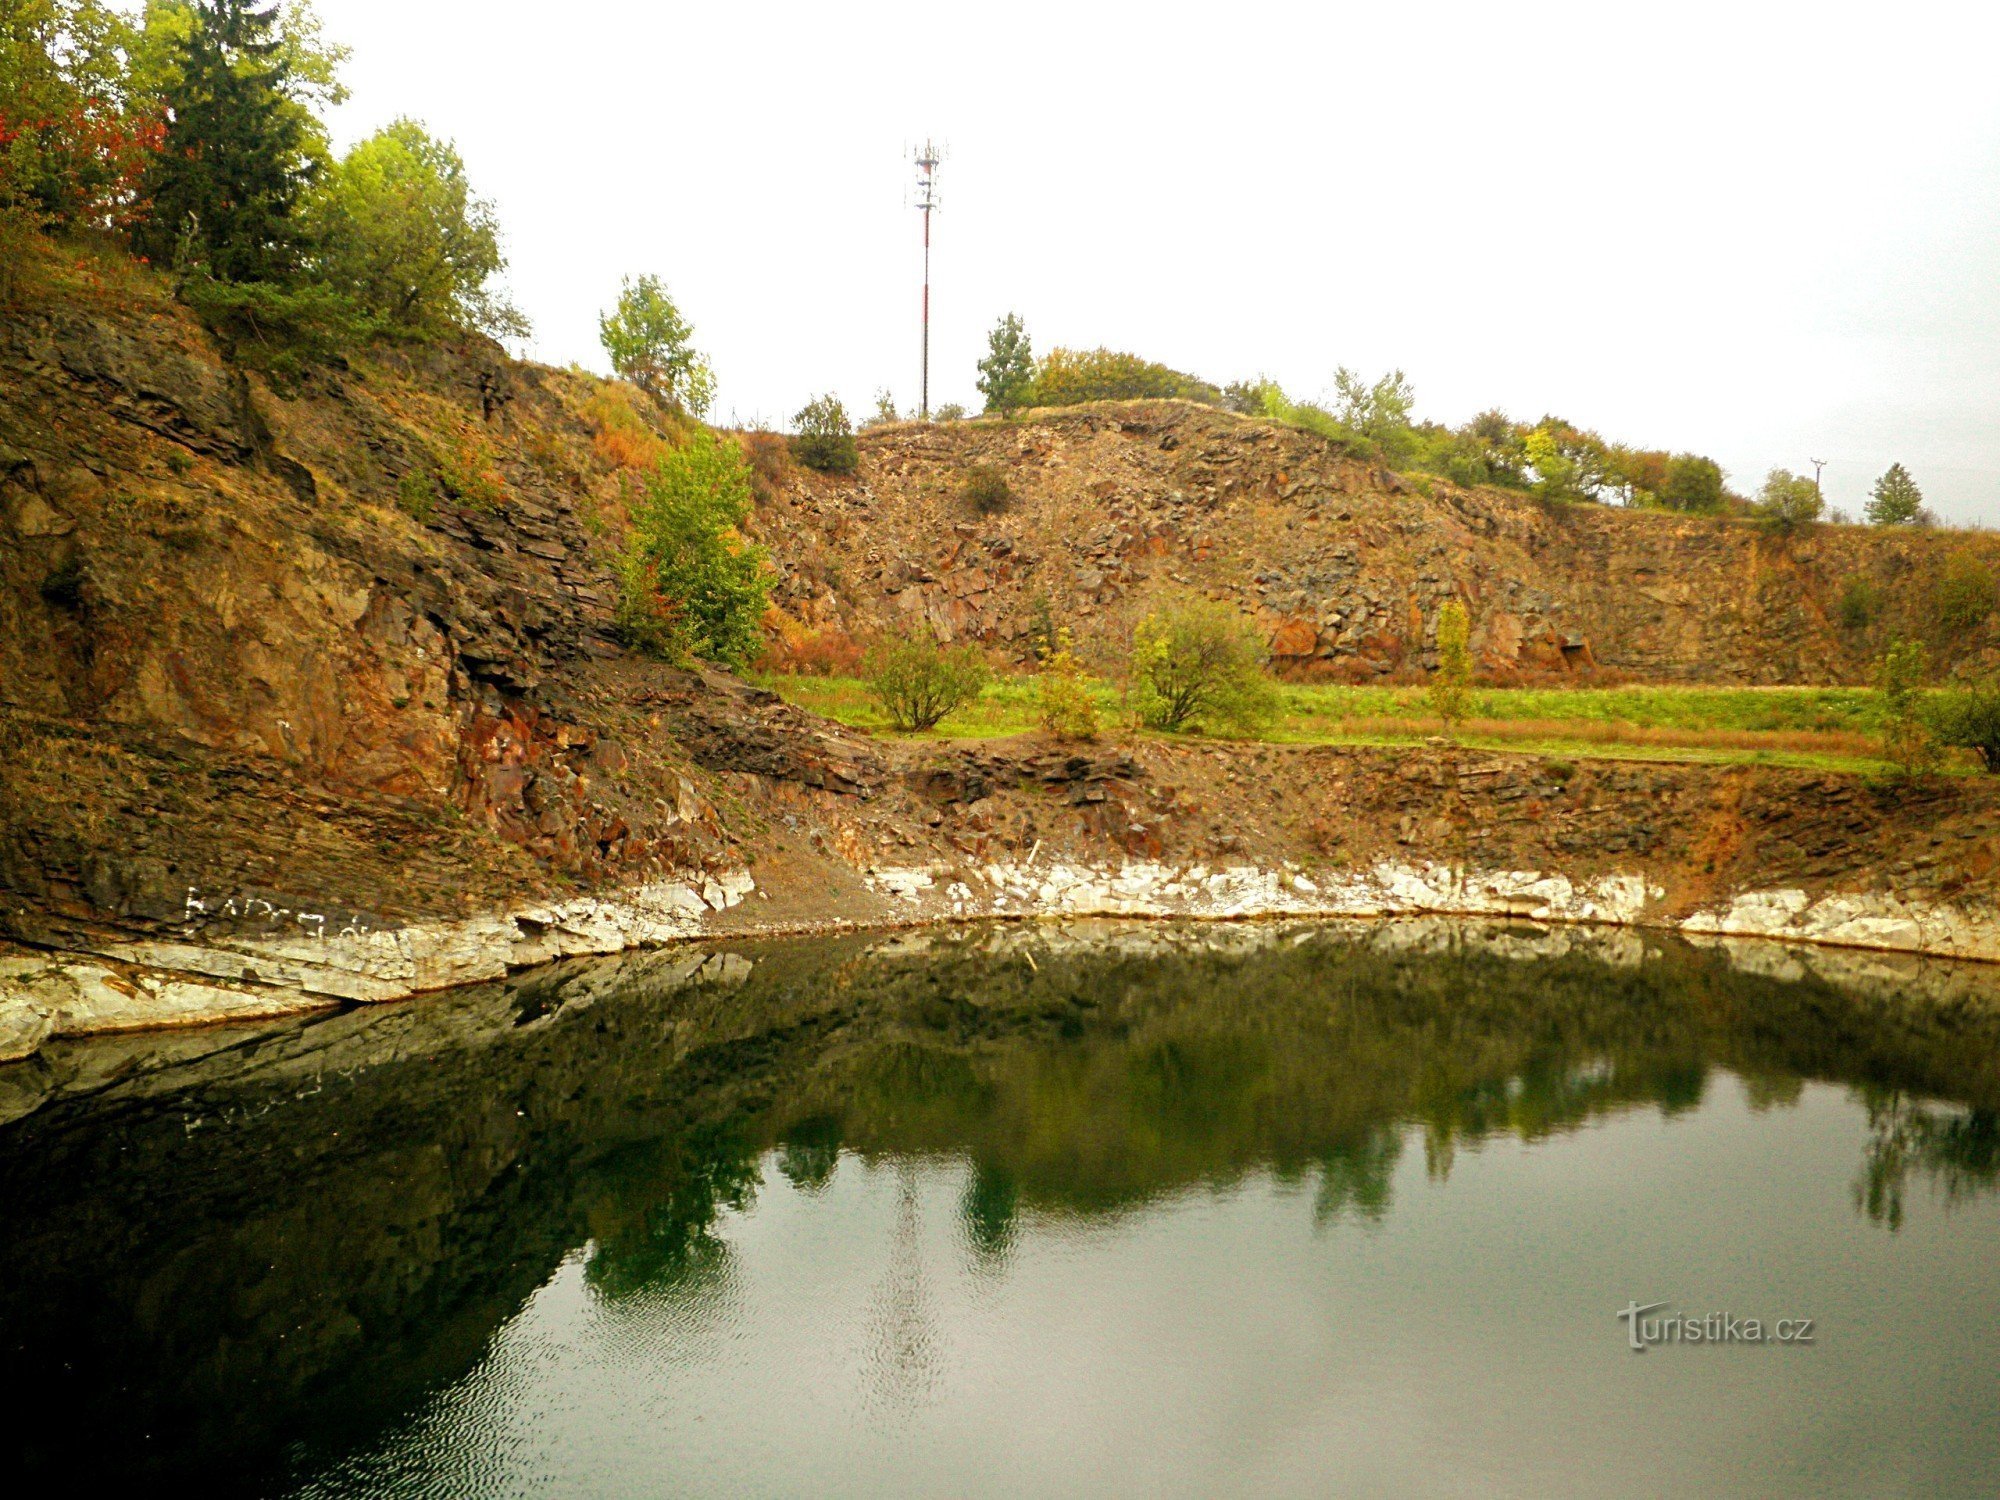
top-left (7, 732), bottom-right (1999, 1061)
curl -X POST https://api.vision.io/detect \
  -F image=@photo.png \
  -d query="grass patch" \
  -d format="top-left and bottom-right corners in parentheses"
top-left (754, 674), bottom-right (1967, 776)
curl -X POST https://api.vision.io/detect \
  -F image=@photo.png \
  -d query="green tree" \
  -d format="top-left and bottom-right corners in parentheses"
top-left (304, 119), bottom-right (523, 338)
top-left (790, 393), bottom-right (856, 473)
top-left (1331, 366), bottom-right (1415, 447)
top-left (1659, 454), bottom-right (1725, 513)
top-left (1429, 598), bottom-right (1472, 738)
top-left (1523, 418), bottom-right (1613, 502)
top-left (598, 274), bottom-right (715, 414)
top-left (614, 429), bottom-right (769, 665)
top-left (1866, 463), bottom-right (1924, 526)
top-left (1754, 468), bottom-right (1823, 532)
top-left (135, 0), bottom-right (326, 282)
top-left (975, 312), bottom-right (1034, 413)
top-left (1129, 600), bottom-right (1278, 735)
top-left (1875, 639), bottom-right (1937, 779)
top-left (1935, 681), bottom-right (2000, 773)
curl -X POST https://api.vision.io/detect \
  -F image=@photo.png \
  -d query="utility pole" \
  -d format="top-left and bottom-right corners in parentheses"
top-left (1810, 457), bottom-right (1827, 506)
top-left (913, 140), bottom-right (941, 421)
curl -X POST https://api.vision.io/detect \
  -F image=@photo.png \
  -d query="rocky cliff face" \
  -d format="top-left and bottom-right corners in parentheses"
top-left (755, 403), bottom-right (2000, 683)
top-left (4, 263), bottom-right (1999, 1062)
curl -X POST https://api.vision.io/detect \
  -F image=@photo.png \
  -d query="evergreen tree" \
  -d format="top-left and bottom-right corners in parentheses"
top-left (138, 0), bottom-right (317, 281)
top-left (1866, 463), bottom-right (1924, 526)
top-left (976, 312), bottom-right (1035, 413)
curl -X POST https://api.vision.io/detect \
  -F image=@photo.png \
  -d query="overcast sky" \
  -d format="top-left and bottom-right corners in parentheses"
top-left (313, 0), bottom-right (2000, 523)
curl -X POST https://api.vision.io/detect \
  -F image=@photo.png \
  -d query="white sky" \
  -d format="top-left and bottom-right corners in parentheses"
top-left (312, 0), bottom-right (2000, 523)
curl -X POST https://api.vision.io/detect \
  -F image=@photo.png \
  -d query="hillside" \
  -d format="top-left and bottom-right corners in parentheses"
top-left (756, 403), bottom-right (2000, 684)
top-left (4, 256), bottom-right (2000, 1064)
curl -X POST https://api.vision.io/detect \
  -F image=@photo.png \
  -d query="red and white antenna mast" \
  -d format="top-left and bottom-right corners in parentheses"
top-left (913, 139), bottom-right (941, 420)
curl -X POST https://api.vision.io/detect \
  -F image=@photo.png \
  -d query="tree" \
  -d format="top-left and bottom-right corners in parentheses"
top-left (614, 429), bottom-right (769, 666)
top-left (1875, 639), bottom-right (1937, 779)
top-left (975, 312), bottom-right (1034, 413)
top-left (790, 393), bottom-right (856, 473)
top-left (1523, 417), bottom-right (1612, 502)
top-left (1129, 600), bottom-right (1278, 735)
top-left (1331, 366), bottom-right (1415, 447)
top-left (304, 119), bottom-right (523, 338)
top-left (1659, 454), bottom-right (1725, 513)
top-left (864, 633), bottom-right (989, 731)
top-left (1754, 468), bottom-right (1823, 532)
top-left (598, 274), bottom-right (714, 414)
top-left (135, 0), bottom-right (324, 282)
top-left (1935, 681), bottom-right (2000, 773)
top-left (1429, 598), bottom-right (1472, 737)
top-left (1866, 463), bottom-right (1924, 526)
top-left (0, 1), bottom-right (164, 242)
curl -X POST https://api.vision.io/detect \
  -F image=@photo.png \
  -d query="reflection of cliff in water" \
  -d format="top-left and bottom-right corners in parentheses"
top-left (3, 918), bottom-right (1999, 1491)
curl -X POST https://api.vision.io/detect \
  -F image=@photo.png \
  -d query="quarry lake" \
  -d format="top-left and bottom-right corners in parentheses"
top-left (4, 919), bottom-right (1999, 1498)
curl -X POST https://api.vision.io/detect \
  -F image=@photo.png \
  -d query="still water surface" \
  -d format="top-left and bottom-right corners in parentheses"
top-left (3, 919), bottom-right (1998, 1496)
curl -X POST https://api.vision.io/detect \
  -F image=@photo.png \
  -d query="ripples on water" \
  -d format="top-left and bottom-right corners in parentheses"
top-left (2, 919), bottom-right (1998, 1497)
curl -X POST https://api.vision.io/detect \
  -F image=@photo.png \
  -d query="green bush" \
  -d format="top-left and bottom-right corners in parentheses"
top-left (1935, 683), bottom-right (2000, 773)
top-left (864, 633), bottom-right (990, 732)
top-left (180, 273), bottom-right (375, 369)
top-left (1754, 469), bottom-right (1824, 532)
top-left (962, 463), bottom-right (1012, 514)
top-left (1929, 550), bottom-right (1996, 635)
top-left (1035, 630), bottom-right (1099, 741)
top-left (1130, 600), bottom-right (1277, 734)
top-left (1429, 598), bottom-right (1472, 737)
top-left (1875, 639), bottom-right (1937, 779)
top-left (615, 429), bottom-right (770, 666)
top-left (791, 393), bottom-right (857, 474)
top-left (1030, 347), bottom-right (1223, 409)
top-left (1839, 576), bottom-right (1881, 631)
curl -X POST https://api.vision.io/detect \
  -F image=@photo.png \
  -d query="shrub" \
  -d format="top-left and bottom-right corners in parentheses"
top-left (1030, 347), bottom-right (1223, 409)
top-left (1129, 600), bottom-right (1278, 734)
top-left (615, 429), bottom-right (770, 666)
top-left (1876, 639), bottom-right (1937, 779)
top-left (433, 432), bottom-right (505, 510)
top-left (1659, 454), bottom-right (1725, 513)
top-left (963, 463), bottom-right (1012, 515)
top-left (396, 469), bottom-right (435, 521)
top-left (1754, 469), bottom-right (1823, 532)
top-left (1429, 598), bottom-right (1472, 737)
top-left (585, 385), bottom-right (670, 471)
top-left (1839, 576), bottom-right (1881, 630)
top-left (1035, 630), bottom-right (1098, 740)
top-left (758, 620), bottom-right (864, 677)
top-left (791, 393), bottom-right (857, 474)
top-left (934, 402), bottom-right (967, 422)
top-left (738, 429), bottom-right (789, 506)
top-left (864, 633), bottom-right (989, 731)
top-left (180, 273), bottom-right (375, 369)
top-left (1935, 682), bottom-right (2000, 773)
top-left (1929, 550), bottom-right (1996, 636)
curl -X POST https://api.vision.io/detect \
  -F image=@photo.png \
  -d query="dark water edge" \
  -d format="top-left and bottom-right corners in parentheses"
top-left (2, 917), bottom-right (1998, 1496)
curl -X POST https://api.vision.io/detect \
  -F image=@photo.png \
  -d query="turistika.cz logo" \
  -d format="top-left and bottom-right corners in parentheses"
top-left (1616, 1301), bottom-right (1816, 1352)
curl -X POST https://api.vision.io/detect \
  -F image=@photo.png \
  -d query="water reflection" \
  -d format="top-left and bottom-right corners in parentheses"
top-left (1, 918), bottom-right (1998, 1493)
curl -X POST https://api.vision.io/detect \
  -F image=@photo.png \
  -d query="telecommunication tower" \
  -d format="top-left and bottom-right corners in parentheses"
top-left (913, 140), bottom-right (941, 420)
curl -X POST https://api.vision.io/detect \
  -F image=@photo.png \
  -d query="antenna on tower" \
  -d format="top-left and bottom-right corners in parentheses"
top-left (912, 139), bottom-right (942, 421)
